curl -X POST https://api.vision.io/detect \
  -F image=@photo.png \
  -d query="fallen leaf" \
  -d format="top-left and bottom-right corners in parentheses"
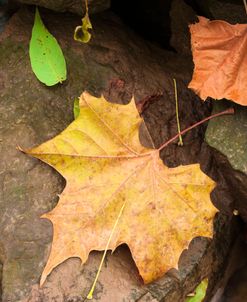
top-left (186, 279), bottom-right (208, 302)
top-left (29, 8), bottom-right (67, 86)
top-left (74, 11), bottom-right (92, 43)
top-left (189, 17), bottom-right (247, 106)
top-left (24, 92), bottom-right (217, 285)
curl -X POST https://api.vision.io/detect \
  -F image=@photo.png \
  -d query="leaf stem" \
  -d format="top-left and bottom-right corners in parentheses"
top-left (243, 0), bottom-right (247, 14)
top-left (157, 108), bottom-right (234, 152)
top-left (86, 202), bottom-right (126, 300)
top-left (84, 0), bottom-right (88, 13)
top-left (173, 78), bottom-right (183, 146)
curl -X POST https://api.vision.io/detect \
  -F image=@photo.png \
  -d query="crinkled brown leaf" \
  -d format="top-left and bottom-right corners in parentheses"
top-left (24, 92), bottom-right (217, 285)
top-left (189, 17), bottom-right (247, 106)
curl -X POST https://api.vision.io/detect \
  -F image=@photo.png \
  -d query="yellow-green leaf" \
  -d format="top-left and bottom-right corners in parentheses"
top-left (23, 92), bottom-right (217, 286)
top-left (29, 8), bottom-right (67, 86)
top-left (186, 279), bottom-right (208, 302)
top-left (73, 97), bottom-right (80, 119)
top-left (74, 12), bottom-right (92, 43)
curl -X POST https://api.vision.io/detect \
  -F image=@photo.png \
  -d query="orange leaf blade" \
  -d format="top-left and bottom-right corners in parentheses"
top-left (189, 17), bottom-right (247, 106)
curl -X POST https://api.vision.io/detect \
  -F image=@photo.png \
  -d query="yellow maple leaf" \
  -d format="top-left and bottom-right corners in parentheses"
top-left (23, 92), bottom-right (217, 285)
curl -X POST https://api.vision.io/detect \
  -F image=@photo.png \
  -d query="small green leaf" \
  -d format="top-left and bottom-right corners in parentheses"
top-left (74, 12), bottom-right (92, 43)
top-left (29, 8), bottom-right (67, 86)
top-left (186, 279), bottom-right (208, 302)
top-left (73, 97), bottom-right (80, 119)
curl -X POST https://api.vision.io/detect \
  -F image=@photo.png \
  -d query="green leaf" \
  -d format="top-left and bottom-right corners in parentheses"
top-left (186, 279), bottom-right (208, 302)
top-left (74, 12), bottom-right (92, 43)
top-left (73, 97), bottom-right (80, 119)
top-left (29, 8), bottom-right (67, 86)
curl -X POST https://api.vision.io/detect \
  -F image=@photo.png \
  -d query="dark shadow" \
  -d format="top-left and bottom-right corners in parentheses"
top-left (111, 0), bottom-right (175, 50)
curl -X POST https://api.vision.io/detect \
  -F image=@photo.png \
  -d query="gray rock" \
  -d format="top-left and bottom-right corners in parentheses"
top-left (0, 6), bottom-right (242, 302)
top-left (206, 101), bottom-right (247, 175)
top-left (205, 101), bottom-right (247, 223)
top-left (15, 0), bottom-right (110, 15)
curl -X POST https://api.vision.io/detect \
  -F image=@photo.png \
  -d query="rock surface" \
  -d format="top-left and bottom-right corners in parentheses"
top-left (15, 0), bottom-right (110, 15)
top-left (170, 0), bottom-right (198, 56)
top-left (0, 3), bottom-right (245, 302)
top-left (185, 0), bottom-right (247, 24)
top-left (206, 101), bottom-right (247, 175)
top-left (205, 101), bottom-right (247, 223)
top-left (0, 0), bottom-right (9, 33)
top-left (206, 0), bottom-right (246, 24)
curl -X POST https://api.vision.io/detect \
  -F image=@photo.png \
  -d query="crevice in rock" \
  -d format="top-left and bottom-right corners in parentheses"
top-left (184, 0), bottom-right (214, 18)
top-left (209, 224), bottom-right (247, 301)
top-left (110, 0), bottom-right (175, 50)
top-left (184, 0), bottom-right (245, 21)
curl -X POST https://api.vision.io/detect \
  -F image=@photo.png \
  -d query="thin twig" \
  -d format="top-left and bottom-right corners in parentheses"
top-left (158, 108), bottom-right (234, 152)
top-left (84, 0), bottom-right (88, 12)
top-left (86, 202), bottom-right (126, 300)
top-left (243, 0), bottom-right (247, 14)
top-left (173, 78), bottom-right (183, 146)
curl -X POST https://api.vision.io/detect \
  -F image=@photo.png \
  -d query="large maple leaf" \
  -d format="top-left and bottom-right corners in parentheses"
top-left (24, 92), bottom-right (217, 285)
top-left (189, 17), bottom-right (247, 106)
